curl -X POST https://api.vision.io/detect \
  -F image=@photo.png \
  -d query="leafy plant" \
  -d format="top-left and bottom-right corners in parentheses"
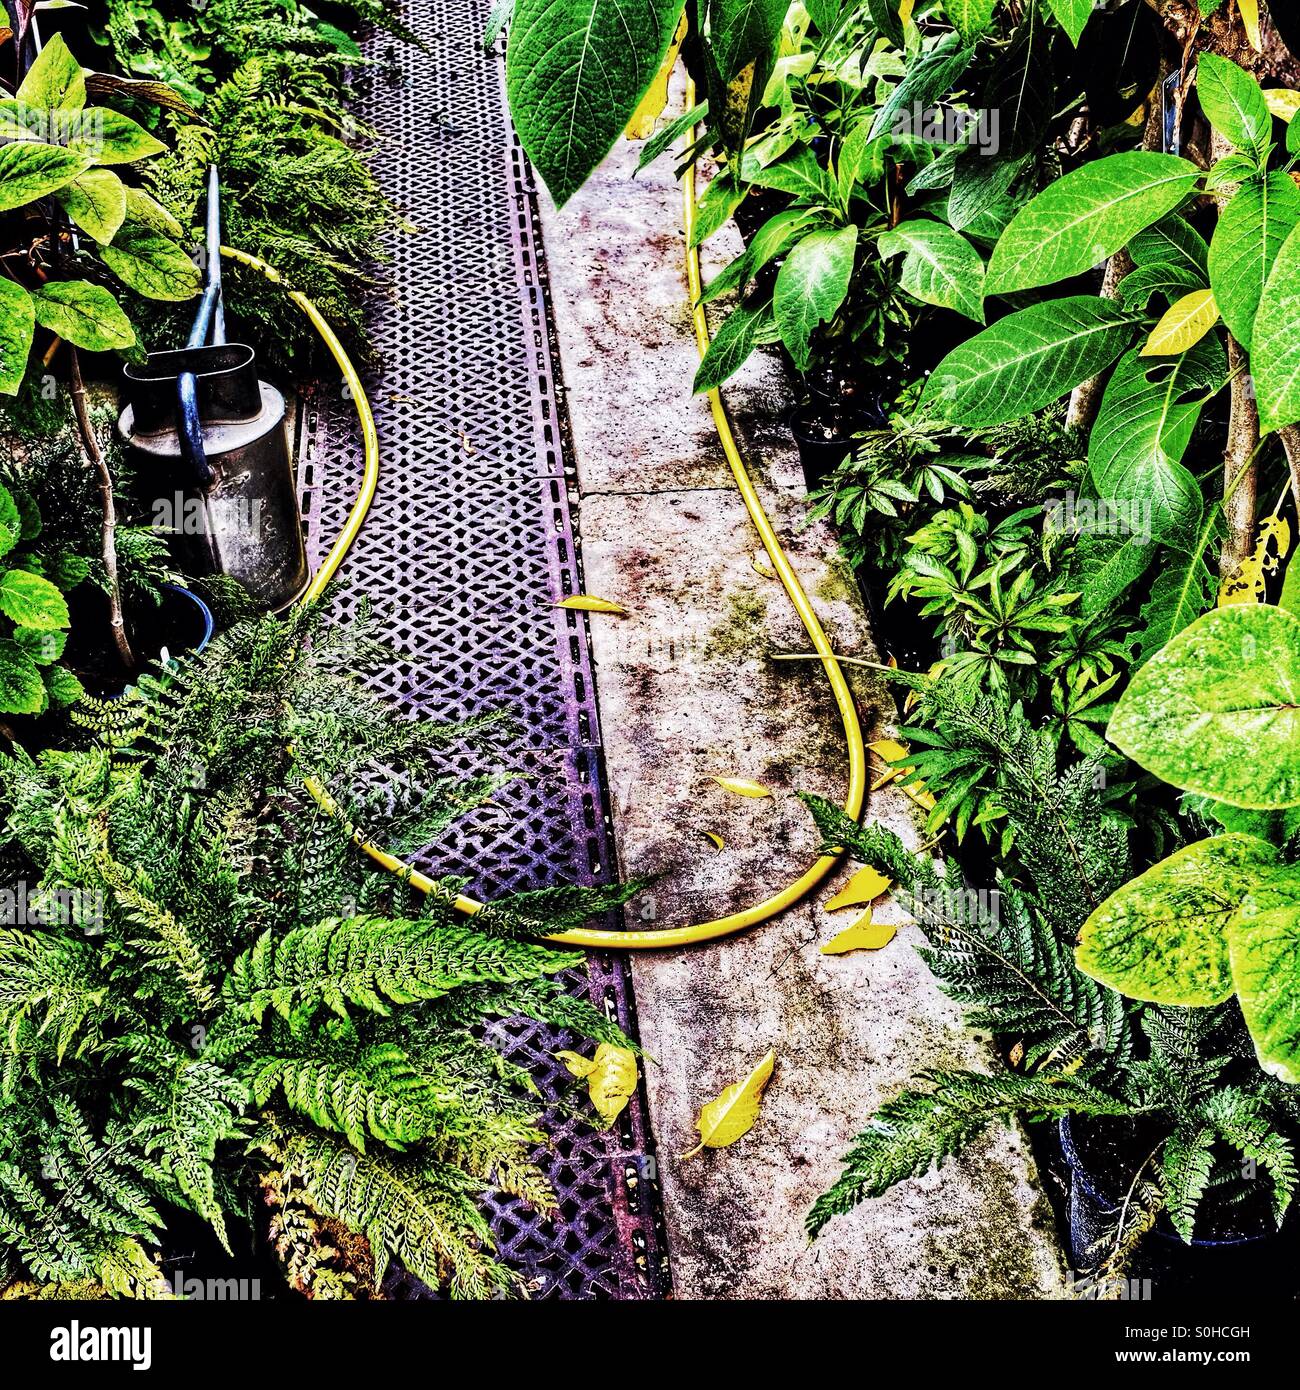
top-left (0, 605), bottom-right (633, 1297)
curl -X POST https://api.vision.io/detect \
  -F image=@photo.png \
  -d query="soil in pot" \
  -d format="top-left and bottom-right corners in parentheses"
top-left (790, 404), bottom-right (862, 490)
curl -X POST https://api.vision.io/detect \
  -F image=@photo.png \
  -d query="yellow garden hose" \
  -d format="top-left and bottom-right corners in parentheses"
top-left (223, 89), bottom-right (868, 948)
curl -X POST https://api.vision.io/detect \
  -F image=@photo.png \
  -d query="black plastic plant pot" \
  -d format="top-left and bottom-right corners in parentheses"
top-left (803, 364), bottom-right (894, 424)
top-left (789, 404), bottom-right (857, 491)
top-left (113, 584), bottom-right (215, 696)
top-left (1059, 1115), bottom-right (1280, 1266)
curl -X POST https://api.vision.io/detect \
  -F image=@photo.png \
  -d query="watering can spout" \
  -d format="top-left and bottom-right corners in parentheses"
top-left (117, 168), bottom-right (309, 612)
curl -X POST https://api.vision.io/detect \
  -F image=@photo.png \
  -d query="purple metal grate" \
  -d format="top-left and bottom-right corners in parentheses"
top-left (290, 0), bottom-right (670, 1299)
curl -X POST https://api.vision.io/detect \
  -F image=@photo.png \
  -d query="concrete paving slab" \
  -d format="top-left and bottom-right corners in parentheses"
top-left (538, 88), bottom-right (1066, 1300)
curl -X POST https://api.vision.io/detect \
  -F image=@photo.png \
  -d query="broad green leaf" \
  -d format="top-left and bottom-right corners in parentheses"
top-left (773, 226), bottom-right (857, 372)
top-left (941, 0), bottom-right (995, 43)
top-left (1250, 222), bottom-right (1300, 432)
top-left (0, 487), bottom-right (18, 560)
top-left (0, 638), bottom-right (47, 715)
top-left (15, 33), bottom-right (84, 113)
top-left (1197, 52), bottom-right (1272, 162)
top-left (0, 141), bottom-right (92, 212)
top-left (1283, 552), bottom-right (1300, 617)
top-left (1230, 866), bottom-right (1300, 1083)
top-left (67, 108), bottom-right (167, 166)
top-left (1089, 343), bottom-right (1222, 548)
top-left (31, 281), bottom-right (135, 352)
top-left (100, 223), bottom-right (202, 301)
top-left (877, 218), bottom-right (985, 322)
top-left (694, 299), bottom-right (772, 392)
top-left (43, 665), bottom-right (83, 709)
top-left (1134, 510), bottom-right (1220, 662)
top-left (868, 34), bottom-right (973, 143)
top-left (708, 0), bottom-right (787, 82)
top-left (947, 150), bottom-right (1027, 232)
top-left (123, 185), bottom-right (185, 239)
top-left (0, 279), bottom-right (34, 397)
top-left (1119, 263), bottom-right (1207, 310)
top-left (1207, 172), bottom-right (1300, 349)
top-left (505, 0), bottom-right (686, 206)
top-left (1077, 834), bottom-right (1278, 1005)
top-left (700, 208), bottom-right (819, 305)
top-left (919, 296), bottom-right (1140, 426)
top-left (53, 166), bottom-right (126, 243)
top-left (13, 625), bottom-right (65, 665)
top-left (744, 143), bottom-right (837, 205)
top-left (0, 568), bottom-right (69, 630)
top-left (1107, 604), bottom-right (1300, 809)
top-left (1076, 531), bottom-right (1157, 617)
top-left (986, 152), bottom-right (1201, 295)
top-left (1045, 0), bottom-right (1092, 44)
top-left (689, 170), bottom-right (745, 247)
top-left (837, 121), bottom-right (886, 202)
top-left (1139, 288), bottom-right (1220, 356)
top-left (1130, 214), bottom-right (1209, 276)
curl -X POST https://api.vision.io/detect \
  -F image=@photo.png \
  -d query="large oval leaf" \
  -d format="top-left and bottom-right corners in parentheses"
top-left (708, 0), bottom-right (787, 82)
top-left (1229, 866), bottom-right (1300, 1083)
top-left (1208, 173), bottom-right (1300, 350)
top-left (1107, 604), bottom-right (1300, 809)
top-left (54, 167), bottom-right (127, 244)
top-left (32, 281), bottom-right (136, 352)
top-left (1197, 53), bottom-right (1272, 162)
top-left (15, 32), bottom-right (84, 113)
top-left (986, 152), bottom-right (1200, 295)
top-left (506, 0), bottom-right (686, 207)
top-left (0, 141), bottom-right (92, 213)
top-left (919, 295), bottom-right (1140, 426)
top-left (67, 107), bottom-right (167, 166)
top-left (0, 279), bottom-right (34, 397)
top-left (1077, 834), bottom-right (1279, 1006)
top-left (773, 226), bottom-right (857, 372)
top-left (877, 218), bottom-right (985, 323)
top-left (1251, 221), bottom-right (1300, 433)
top-left (0, 638), bottom-right (47, 715)
top-left (100, 222), bottom-right (202, 301)
top-left (0, 568), bottom-right (70, 631)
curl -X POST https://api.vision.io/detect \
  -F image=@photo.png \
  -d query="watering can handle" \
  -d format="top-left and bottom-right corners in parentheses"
top-left (177, 166), bottom-right (226, 489)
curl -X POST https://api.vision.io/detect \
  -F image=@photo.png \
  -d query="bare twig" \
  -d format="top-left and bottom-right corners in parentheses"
top-left (68, 346), bottom-right (134, 672)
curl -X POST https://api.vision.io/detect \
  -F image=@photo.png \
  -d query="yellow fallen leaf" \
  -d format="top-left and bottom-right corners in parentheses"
top-left (556, 595), bottom-right (627, 614)
top-left (625, 13), bottom-right (687, 139)
top-left (751, 552), bottom-right (777, 580)
top-left (681, 1050), bottom-right (776, 1159)
top-left (701, 830), bottom-right (725, 850)
top-left (712, 776), bottom-right (772, 798)
top-left (820, 908), bottom-right (897, 954)
top-left (1240, 0), bottom-right (1262, 52)
top-left (825, 864), bottom-right (892, 912)
top-left (868, 738), bottom-right (935, 811)
top-left (556, 1044), bottom-right (639, 1126)
top-left (1264, 89), bottom-right (1300, 123)
top-left (1009, 1040), bottom-right (1025, 1068)
top-left (1140, 289), bottom-right (1220, 357)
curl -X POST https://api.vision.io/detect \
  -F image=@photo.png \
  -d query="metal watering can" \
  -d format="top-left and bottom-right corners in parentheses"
top-left (117, 168), bottom-right (308, 612)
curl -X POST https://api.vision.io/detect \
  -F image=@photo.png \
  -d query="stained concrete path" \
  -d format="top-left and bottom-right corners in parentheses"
top-left (537, 87), bottom-right (1065, 1300)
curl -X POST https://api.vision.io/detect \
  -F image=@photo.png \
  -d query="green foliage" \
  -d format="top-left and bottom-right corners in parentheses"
top-left (0, 606), bottom-right (631, 1297)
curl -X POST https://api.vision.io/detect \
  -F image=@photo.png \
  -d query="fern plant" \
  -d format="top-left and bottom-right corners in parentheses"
top-left (0, 603), bottom-right (631, 1298)
top-left (801, 797), bottom-right (1300, 1270)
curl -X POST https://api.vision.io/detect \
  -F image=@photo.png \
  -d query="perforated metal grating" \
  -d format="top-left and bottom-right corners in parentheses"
top-left (290, 2), bottom-right (669, 1299)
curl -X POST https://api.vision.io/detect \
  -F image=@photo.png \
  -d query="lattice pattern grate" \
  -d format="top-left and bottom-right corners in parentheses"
top-left (291, 1), bottom-right (669, 1299)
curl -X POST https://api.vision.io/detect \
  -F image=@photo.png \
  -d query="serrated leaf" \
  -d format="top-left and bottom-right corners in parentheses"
top-left (1076, 834), bottom-right (1278, 1005)
top-left (0, 278), bottom-right (34, 396)
top-left (32, 281), bottom-right (135, 352)
top-left (986, 152), bottom-right (1201, 295)
top-left (0, 637), bottom-right (46, 713)
top-left (555, 594), bottom-right (627, 613)
top-left (825, 865), bottom-right (892, 912)
top-left (821, 908), bottom-right (897, 954)
top-left (877, 218), bottom-right (985, 323)
top-left (712, 775), bottom-right (771, 798)
top-left (774, 226), bottom-right (858, 372)
top-left (53, 166), bottom-right (126, 243)
top-left (1208, 172), bottom-right (1300, 350)
top-left (681, 1049), bottom-right (775, 1158)
top-left (1107, 604), bottom-right (1300, 809)
top-left (505, 0), bottom-right (686, 206)
top-left (919, 296), bottom-right (1140, 426)
top-left (556, 1043), bottom-right (638, 1124)
top-left (0, 568), bottom-right (69, 630)
top-left (42, 664), bottom-right (83, 708)
top-left (1140, 289), bottom-right (1220, 356)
